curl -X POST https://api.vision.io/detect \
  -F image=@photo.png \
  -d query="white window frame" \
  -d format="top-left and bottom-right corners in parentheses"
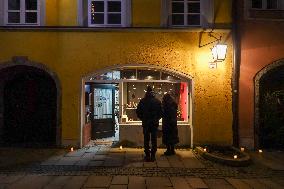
top-left (170, 0), bottom-right (201, 27)
top-left (4, 0), bottom-right (40, 26)
top-left (251, 0), bottom-right (281, 10)
top-left (88, 0), bottom-right (127, 27)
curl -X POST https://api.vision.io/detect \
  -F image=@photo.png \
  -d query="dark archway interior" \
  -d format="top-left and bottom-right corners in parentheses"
top-left (0, 65), bottom-right (57, 147)
top-left (259, 65), bottom-right (284, 149)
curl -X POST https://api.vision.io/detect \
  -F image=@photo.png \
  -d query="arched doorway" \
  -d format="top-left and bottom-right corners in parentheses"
top-left (81, 65), bottom-right (193, 148)
top-left (0, 63), bottom-right (59, 147)
top-left (255, 60), bottom-right (284, 150)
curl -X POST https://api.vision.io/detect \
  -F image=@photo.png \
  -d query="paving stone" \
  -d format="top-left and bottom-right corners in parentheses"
top-left (242, 179), bottom-right (268, 189)
top-left (75, 159), bottom-right (91, 166)
top-left (182, 158), bottom-right (205, 169)
top-left (44, 176), bottom-right (71, 188)
top-left (128, 176), bottom-right (146, 189)
top-left (9, 175), bottom-right (52, 189)
top-left (88, 160), bottom-right (104, 166)
top-left (170, 177), bottom-right (192, 189)
top-left (0, 184), bottom-right (8, 189)
top-left (0, 175), bottom-right (23, 184)
top-left (125, 162), bottom-right (144, 167)
top-left (258, 178), bottom-right (284, 189)
top-left (146, 177), bottom-right (172, 187)
top-left (270, 178), bottom-right (284, 188)
top-left (203, 179), bottom-right (234, 189)
top-left (54, 157), bottom-right (80, 165)
top-left (84, 176), bottom-right (112, 188)
top-left (109, 185), bottom-right (128, 189)
top-left (186, 177), bottom-right (208, 188)
top-left (177, 150), bottom-right (195, 158)
top-left (111, 176), bottom-right (128, 185)
top-left (85, 147), bottom-right (99, 153)
top-left (65, 150), bottom-right (85, 157)
top-left (62, 176), bottom-right (87, 189)
top-left (93, 154), bottom-right (106, 161)
top-left (225, 178), bottom-right (251, 189)
top-left (167, 156), bottom-right (184, 168)
top-left (82, 152), bottom-right (96, 159)
top-left (157, 160), bottom-right (171, 167)
top-left (143, 161), bottom-right (157, 168)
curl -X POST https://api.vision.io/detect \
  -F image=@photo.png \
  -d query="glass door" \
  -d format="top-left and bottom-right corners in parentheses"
top-left (91, 84), bottom-right (115, 139)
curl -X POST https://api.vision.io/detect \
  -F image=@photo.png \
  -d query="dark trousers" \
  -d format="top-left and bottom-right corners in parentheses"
top-left (143, 127), bottom-right (157, 156)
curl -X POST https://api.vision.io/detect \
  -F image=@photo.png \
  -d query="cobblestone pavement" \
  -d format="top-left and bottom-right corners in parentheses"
top-left (0, 145), bottom-right (284, 188)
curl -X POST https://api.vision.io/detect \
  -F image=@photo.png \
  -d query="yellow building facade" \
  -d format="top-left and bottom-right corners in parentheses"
top-left (0, 0), bottom-right (233, 147)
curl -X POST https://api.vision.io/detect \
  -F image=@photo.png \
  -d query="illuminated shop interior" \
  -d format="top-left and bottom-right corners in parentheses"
top-left (83, 67), bottom-right (192, 143)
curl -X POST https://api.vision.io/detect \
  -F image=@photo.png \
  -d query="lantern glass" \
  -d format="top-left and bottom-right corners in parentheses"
top-left (211, 44), bottom-right (227, 61)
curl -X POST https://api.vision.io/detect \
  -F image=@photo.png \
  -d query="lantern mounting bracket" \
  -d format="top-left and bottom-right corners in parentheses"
top-left (198, 31), bottom-right (222, 48)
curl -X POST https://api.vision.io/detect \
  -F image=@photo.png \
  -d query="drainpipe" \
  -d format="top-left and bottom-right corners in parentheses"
top-left (232, 0), bottom-right (241, 147)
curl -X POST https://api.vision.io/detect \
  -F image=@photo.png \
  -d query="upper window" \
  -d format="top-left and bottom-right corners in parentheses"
top-left (4, 0), bottom-right (40, 25)
top-left (171, 0), bottom-right (201, 26)
top-left (88, 0), bottom-right (128, 27)
top-left (251, 0), bottom-right (280, 10)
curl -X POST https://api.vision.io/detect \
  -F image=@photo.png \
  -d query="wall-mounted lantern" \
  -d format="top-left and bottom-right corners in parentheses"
top-left (199, 31), bottom-right (228, 68)
top-left (211, 44), bottom-right (228, 62)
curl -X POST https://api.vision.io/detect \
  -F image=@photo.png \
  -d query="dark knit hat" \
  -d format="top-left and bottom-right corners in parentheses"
top-left (146, 86), bottom-right (153, 92)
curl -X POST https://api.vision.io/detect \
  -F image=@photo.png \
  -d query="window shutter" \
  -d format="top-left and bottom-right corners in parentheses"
top-left (125, 0), bottom-right (131, 27)
top-left (0, 0), bottom-right (4, 25)
top-left (161, 0), bottom-right (170, 27)
top-left (200, 0), bottom-right (214, 28)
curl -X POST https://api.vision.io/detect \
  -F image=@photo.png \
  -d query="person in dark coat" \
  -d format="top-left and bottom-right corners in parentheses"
top-left (162, 93), bottom-right (179, 155)
top-left (136, 86), bottom-right (162, 161)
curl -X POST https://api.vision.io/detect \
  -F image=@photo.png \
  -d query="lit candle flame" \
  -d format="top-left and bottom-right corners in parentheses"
top-left (203, 148), bottom-right (207, 152)
top-left (234, 155), bottom-right (238, 159)
top-left (240, 147), bottom-right (245, 152)
top-left (259, 149), bottom-right (263, 153)
top-left (120, 146), bottom-right (123, 150)
top-left (70, 147), bottom-right (74, 152)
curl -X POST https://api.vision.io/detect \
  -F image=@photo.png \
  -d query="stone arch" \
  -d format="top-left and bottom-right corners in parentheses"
top-left (0, 57), bottom-right (61, 147)
top-left (80, 64), bottom-right (194, 148)
top-left (254, 59), bottom-right (284, 149)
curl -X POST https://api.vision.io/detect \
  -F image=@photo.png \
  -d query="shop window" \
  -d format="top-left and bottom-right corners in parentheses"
top-left (122, 81), bottom-right (189, 123)
top-left (4, 0), bottom-right (41, 25)
top-left (87, 0), bottom-right (130, 27)
top-left (171, 0), bottom-right (201, 26)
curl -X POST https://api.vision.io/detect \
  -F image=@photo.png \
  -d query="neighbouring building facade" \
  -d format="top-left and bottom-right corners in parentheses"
top-left (0, 0), bottom-right (234, 148)
top-left (236, 0), bottom-right (284, 149)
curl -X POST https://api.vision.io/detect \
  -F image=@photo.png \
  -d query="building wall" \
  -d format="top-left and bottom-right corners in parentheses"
top-left (0, 30), bottom-right (233, 146)
top-left (0, 0), bottom-right (233, 147)
top-left (239, 20), bottom-right (284, 149)
top-left (237, 0), bottom-right (284, 149)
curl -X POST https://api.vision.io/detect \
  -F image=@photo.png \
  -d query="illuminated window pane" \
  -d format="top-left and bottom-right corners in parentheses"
top-left (91, 13), bottom-right (104, 24)
top-left (92, 1), bottom-right (104, 12)
top-left (121, 70), bottom-right (136, 79)
top-left (137, 70), bottom-right (160, 80)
